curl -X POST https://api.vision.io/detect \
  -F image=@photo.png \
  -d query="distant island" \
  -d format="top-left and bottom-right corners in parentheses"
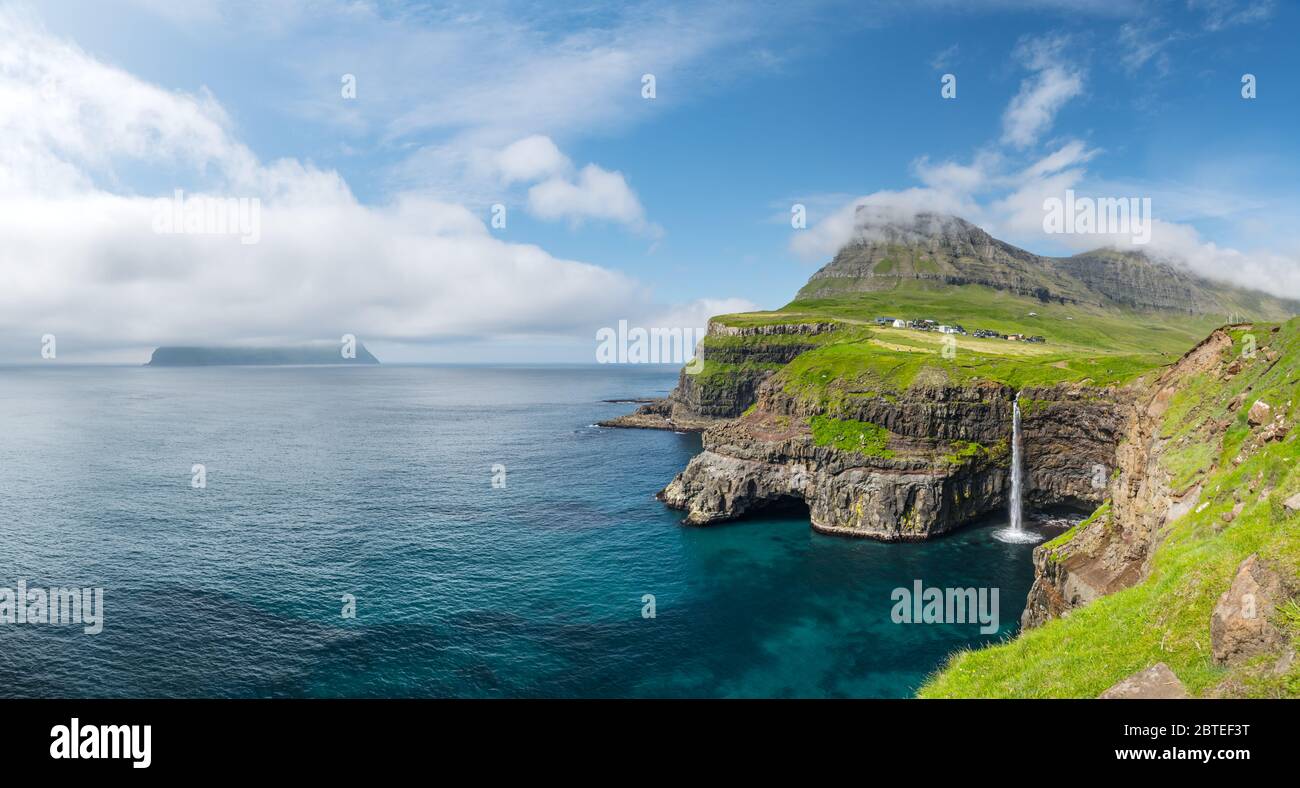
top-left (147, 344), bottom-right (380, 366)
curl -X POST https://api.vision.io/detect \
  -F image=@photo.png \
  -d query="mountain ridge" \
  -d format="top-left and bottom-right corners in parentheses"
top-left (799, 212), bottom-right (1299, 319)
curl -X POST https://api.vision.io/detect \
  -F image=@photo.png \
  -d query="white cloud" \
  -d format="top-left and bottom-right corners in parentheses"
top-left (0, 9), bottom-right (254, 197)
top-left (481, 134), bottom-right (661, 235)
top-left (228, 0), bottom-right (782, 202)
top-left (1190, 0), bottom-right (1275, 31)
top-left (1001, 34), bottom-right (1084, 148)
top-left (495, 135), bottom-right (571, 185)
top-left (929, 43), bottom-right (959, 71)
top-left (528, 164), bottom-right (659, 235)
top-left (789, 188), bottom-right (980, 262)
top-left (0, 13), bottom-right (721, 361)
top-left (913, 150), bottom-right (1002, 193)
top-left (1117, 21), bottom-right (1175, 74)
top-left (1018, 139), bottom-right (1099, 179)
top-left (649, 298), bottom-right (761, 331)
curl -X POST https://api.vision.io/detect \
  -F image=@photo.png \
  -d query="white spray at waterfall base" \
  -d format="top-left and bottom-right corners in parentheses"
top-left (994, 392), bottom-right (1043, 544)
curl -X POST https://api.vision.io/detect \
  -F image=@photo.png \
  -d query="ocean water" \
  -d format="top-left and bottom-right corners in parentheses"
top-left (0, 365), bottom-right (1049, 698)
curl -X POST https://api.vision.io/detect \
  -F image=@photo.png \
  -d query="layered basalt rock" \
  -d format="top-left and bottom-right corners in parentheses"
top-left (658, 376), bottom-right (1127, 540)
top-left (601, 320), bottom-right (838, 430)
top-left (657, 413), bottom-right (1007, 540)
top-left (1018, 385), bottom-right (1133, 510)
top-left (670, 322), bottom-right (837, 419)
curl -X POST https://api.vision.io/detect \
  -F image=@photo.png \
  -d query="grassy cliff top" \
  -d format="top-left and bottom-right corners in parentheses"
top-left (720, 281), bottom-right (1224, 354)
top-left (707, 280), bottom-right (1244, 406)
top-left (778, 329), bottom-right (1161, 403)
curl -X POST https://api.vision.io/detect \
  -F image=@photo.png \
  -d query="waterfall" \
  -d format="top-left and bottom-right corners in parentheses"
top-left (1009, 392), bottom-right (1023, 533)
top-left (993, 391), bottom-right (1038, 544)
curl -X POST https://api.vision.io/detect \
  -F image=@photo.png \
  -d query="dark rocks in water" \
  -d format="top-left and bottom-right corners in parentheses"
top-left (598, 397), bottom-right (716, 431)
top-left (147, 344), bottom-right (380, 366)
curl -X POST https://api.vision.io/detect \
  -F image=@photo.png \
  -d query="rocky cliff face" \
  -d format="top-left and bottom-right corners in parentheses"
top-left (601, 320), bottom-right (838, 430)
top-left (1021, 330), bottom-right (1233, 627)
top-left (659, 374), bottom-right (1126, 540)
top-left (669, 322), bottom-right (837, 419)
top-left (1018, 385), bottom-right (1133, 510)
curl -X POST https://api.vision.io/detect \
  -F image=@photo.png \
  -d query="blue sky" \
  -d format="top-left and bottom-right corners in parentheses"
top-left (1, 0), bottom-right (1297, 361)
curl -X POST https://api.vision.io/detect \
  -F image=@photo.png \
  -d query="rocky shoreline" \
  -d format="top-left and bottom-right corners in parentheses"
top-left (597, 397), bottom-right (719, 432)
top-left (653, 376), bottom-right (1123, 540)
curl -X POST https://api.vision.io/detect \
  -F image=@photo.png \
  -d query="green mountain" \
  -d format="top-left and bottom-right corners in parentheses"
top-left (798, 212), bottom-right (1298, 320)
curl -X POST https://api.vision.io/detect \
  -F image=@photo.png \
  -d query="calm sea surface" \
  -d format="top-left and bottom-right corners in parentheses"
top-left (0, 364), bottom-right (1046, 697)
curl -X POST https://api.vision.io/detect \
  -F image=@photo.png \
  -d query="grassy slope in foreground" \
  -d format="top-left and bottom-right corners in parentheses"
top-left (920, 321), bottom-right (1300, 699)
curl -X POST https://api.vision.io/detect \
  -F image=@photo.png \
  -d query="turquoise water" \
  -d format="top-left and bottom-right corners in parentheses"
top-left (0, 365), bottom-right (1048, 697)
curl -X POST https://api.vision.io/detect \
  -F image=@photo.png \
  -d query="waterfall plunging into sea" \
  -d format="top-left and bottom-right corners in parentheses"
top-left (1009, 392), bottom-right (1023, 532)
top-left (994, 391), bottom-right (1040, 544)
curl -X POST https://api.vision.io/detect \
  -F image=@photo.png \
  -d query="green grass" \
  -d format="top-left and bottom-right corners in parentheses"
top-left (706, 279), bottom-right (1244, 411)
top-left (709, 311), bottom-right (843, 329)
top-left (919, 319), bottom-right (1300, 698)
top-left (782, 281), bottom-right (1222, 355)
top-left (777, 336), bottom-right (1160, 412)
top-left (808, 415), bottom-right (894, 458)
top-left (1043, 501), bottom-right (1109, 556)
top-left (699, 331), bottom-right (848, 351)
top-left (942, 439), bottom-right (1007, 466)
top-left (1161, 440), bottom-right (1218, 492)
top-left (707, 280), bottom-right (1221, 413)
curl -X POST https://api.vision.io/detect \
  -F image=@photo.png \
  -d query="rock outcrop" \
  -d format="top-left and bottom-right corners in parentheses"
top-left (1211, 554), bottom-right (1294, 666)
top-left (1098, 663), bottom-right (1189, 699)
